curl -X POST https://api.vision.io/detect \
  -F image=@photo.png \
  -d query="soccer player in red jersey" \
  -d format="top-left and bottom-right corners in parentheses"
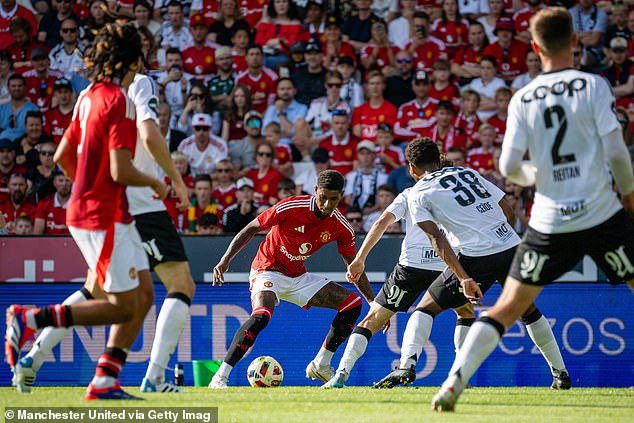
top-left (209, 170), bottom-right (375, 388)
top-left (4, 23), bottom-right (167, 401)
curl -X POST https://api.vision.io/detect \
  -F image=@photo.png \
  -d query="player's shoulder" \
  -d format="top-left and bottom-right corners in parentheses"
top-left (274, 195), bottom-right (313, 214)
top-left (331, 208), bottom-right (355, 238)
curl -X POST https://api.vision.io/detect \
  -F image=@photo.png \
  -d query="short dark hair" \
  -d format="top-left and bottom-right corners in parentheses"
top-left (436, 100), bottom-right (456, 114)
top-left (405, 137), bottom-right (440, 169)
top-left (481, 55), bottom-right (497, 68)
top-left (194, 174), bottom-right (212, 185)
top-left (278, 177), bottom-right (296, 191)
top-left (8, 73), bottom-right (25, 84)
top-left (246, 44), bottom-right (263, 54)
top-left (345, 205), bottom-right (363, 216)
top-left (277, 77), bottom-right (295, 88)
top-left (165, 47), bottom-right (182, 57)
top-left (167, 0), bottom-right (183, 10)
top-left (317, 170), bottom-right (345, 192)
top-left (25, 110), bottom-right (43, 123)
top-left (377, 184), bottom-right (396, 195)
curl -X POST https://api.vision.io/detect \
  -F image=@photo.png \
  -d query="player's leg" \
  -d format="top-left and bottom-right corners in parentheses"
top-left (453, 304), bottom-right (475, 356)
top-left (304, 280), bottom-right (362, 382)
top-left (432, 277), bottom-right (542, 412)
top-left (209, 286), bottom-right (279, 389)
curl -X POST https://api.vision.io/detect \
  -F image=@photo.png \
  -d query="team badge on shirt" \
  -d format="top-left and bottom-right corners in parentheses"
top-left (320, 231), bottom-right (331, 242)
top-left (129, 267), bottom-right (137, 280)
top-left (264, 281), bottom-right (273, 288)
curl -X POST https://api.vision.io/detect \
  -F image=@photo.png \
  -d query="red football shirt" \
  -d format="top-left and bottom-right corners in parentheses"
top-left (395, 97), bottom-right (437, 141)
top-left (0, 6), bottom-right (38, 50)
top-left (487, 114), bottom-right (507, 146)
top-left (360, 45), bottom-right (399, 73)
top-left (467, 147), bottom-right (494, 174)
top-left (454, 111), bottom-right (481, 148)
top-left (429, 83), bottom-right (461, 109)
top-left (252, 195), bottom-right (356, 277)
top-left (182, 43), bottom-right (218, 79)
top-left (431, 18), bottom-right (469, 57)
top-left (452, 44), bottom-right (484, 67)
top-left (351, 100), bottom-right (398, 143)
top-left (407, 38), bottom-right (447, 73)
top-left (0, 199), bottom-right (36, 231)
top-left (35, 194), bottom-right (69, 234)
top-left (319, 134), bottom-right (358, 176)
top-left (45, 107), bottom-right (73, 144)
top-left (246, 167), bottom-right (284, 205)
top-left (483, 40), bottom-right (530, 80)
top-left (23, 69), bottom-right (63, 112)
top-left (236, 68), bottom-right (278, 114)
top-left (64, 82), bottom-right (137, 230)
top-left (211, 184), bottom-right (238, 223)
top-left (422, 124), bottom-right (466, 153)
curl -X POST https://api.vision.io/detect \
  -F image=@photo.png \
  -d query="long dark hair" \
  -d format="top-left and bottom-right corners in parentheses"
top-left (267, 0), bottom-right (300, 20)
top-left (84, 23), bottom-right (142, 82)
top-left (224, 83), bottom-right (252, 123)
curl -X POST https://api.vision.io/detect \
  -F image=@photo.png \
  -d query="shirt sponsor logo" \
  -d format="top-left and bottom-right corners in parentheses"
top-left (299, 242), bottom-right (312, 255)
top-left (280, 245), bottom-right (310, 261)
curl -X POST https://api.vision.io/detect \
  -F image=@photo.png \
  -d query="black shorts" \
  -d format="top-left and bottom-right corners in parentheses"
top-left (134, 210), bottom-right (188, 269)
top-left (375, 264), bottom-right (441, 312)
top-left (427, 246), bottom-right (517, 310)
top-left (509, 209), bottom-right (634, 286)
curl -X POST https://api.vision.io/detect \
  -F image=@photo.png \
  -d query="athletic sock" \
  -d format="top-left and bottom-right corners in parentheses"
top-left (91, 347), bottom-right (127, 389)
top-left (399, 309), bottom-right (433, 369)
top-left (214, 362), bottom-right (233, 379)
top-left (26, 304), bottom-right (74, 329)
top-left (313, 347), bottom-right (334, 368)
top-left (145, 293), bottom-right (191, 385)
top-left (336, 327), bottom-right (372, 374)
top-left (454, 318), bottom-right (475, 355)
top-left (525, 314), bottom-right (566, 374)
top-left (27, 288), bottom-right (92, 372)
top-left (224, 307), bottom-right (272, 367)
top-left (322, 293), bottom-right (362, 353)
top-left (447, 317), bottom-right (504, 385)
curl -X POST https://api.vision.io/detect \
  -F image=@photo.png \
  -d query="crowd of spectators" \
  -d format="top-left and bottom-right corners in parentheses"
top-left (2, 0), bottom-right (634, 236)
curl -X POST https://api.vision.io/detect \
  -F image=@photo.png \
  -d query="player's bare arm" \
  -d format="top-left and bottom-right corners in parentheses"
top-left (417, 220), bottom-right (483, 303)
top-left (342, 255), bottom-right (374, 303)
top-left (213, 219), bottom-right (262, 286)
top-left (138, 119), bottom-right (190, 211)
top-left (499, 146), bottom-right (536, 187)
top-left (499, 197), bottom-right (517, 228)
top-left (347, 211), bottom-right (397, 283)
top-left (602, 128), bottom-right (634, 218)
top-left (109, 148), bottom-right (168, 199)
top-left (53, 137), bottom-right (77, 181)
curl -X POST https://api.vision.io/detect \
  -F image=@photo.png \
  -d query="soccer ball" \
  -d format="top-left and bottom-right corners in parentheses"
top-left (246, 356), bottom-right (284, 387)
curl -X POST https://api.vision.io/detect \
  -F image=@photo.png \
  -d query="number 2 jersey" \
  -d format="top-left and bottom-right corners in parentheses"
top-left (504, 69), bottom-right (623, 234)
top-left (408, 166), bottom-right (520, 257)
top-left (252, 195), bottom-right (357, 277)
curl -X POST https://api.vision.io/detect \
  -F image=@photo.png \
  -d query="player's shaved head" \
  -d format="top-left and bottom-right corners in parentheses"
top-left (317, 170), bottom-right (345, 192)
top-left (530, 7), bottom-right (573, 57)
top-left (406, 137), bottom-right (440, 170)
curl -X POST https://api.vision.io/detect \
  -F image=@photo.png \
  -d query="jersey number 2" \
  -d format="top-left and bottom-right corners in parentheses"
top-left (544, 105), bottom-right (576, 165)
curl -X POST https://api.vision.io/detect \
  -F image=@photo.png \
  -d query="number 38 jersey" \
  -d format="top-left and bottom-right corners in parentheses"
top-left (408, 166), bottom-right (519, 257)
top-left (504, 69), bottom-right (623, 234)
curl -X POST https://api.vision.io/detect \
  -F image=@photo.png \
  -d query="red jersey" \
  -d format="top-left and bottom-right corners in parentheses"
top-left (275, 144), bottom-right (292, 166)
top-left (6, 41), bottom-right (49, 74)
top-left (163, 174), bottom-right (194, 230)
top-left (422, 124), bottom-right (466, 153)
top-left (182, 41), bottom-right (218, 80)
top-left (376, 145), bottom-right (405, 174)
top-left (483, 40), bottom-right (530, 80)
top-left (194, 0), bottom-right (219, 24)
top-left (406, 37), bottom-right (447, 73)
top-left (454, 111), bottom-right (481, 148)
top-left (467, 147), bottom-right (494, 175)
top-left (211, 183), bottom-right (237, 223)
top-left (23, 69), bottom-right (63, 112)
top-left (360, 44), bottom-right (399, 72)
top-left (44, 106), bottom-right (72, 144)
top-left (252, 195), bottom-right (356, 277)
top-left (351, 100), bottom-right (397, 143)
top-left (64, 82), bottom-right (137, 230)
top-left (246, 167), bottom-right (284, 205)
top-left (513, 6), bottom-right (544, 34)
top-left (452, 44), bottom-right (484, 67)
top-left (429, 82), bottom-right (461, 109)
top-left (0, 164), bottom-right (27, 203)
top-left (395, 97), bottom-right (438, 141)
top-left (430, 18), bottom-right (469, 57)
top-left (487, 114), bottom-right (507, 146)
top-left (323, 42), bottom-right (356, 64)
top-left (34, 194), bottom-right (69, 234)
top-left (0, 6), bottom-right (37, 50)
top-left (319, 133), bottom-right (358, 176)
top-left (254, 22), bottom-right (309, 55)
top-left (0, 199), bottom-right (36, 232)
top-left (236, 68), bottom-right (278, 114)
top-left (232, 51), bottom-right (248, 73)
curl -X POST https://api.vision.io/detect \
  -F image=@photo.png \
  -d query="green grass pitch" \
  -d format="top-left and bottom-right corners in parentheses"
top-left (2, 386), bottom-right (633, 423)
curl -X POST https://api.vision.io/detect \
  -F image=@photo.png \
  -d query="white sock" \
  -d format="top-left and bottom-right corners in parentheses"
top-left (526, 315), bottom-right (566, 374)
top-left (447, 321), bottom-right (501, 384)
top-left (215, 362), bottom-right (233, 379)
top-left (145, 296), bottom-right (190, 385)
top-left (314, 347), bottom-right (334, 368)
top-left (453, 323), bottom-right (471, 356)
top-left (27, 289), bottom-right (89, 371)
top-left (399, 311), bottom-right (433, 369)
top-left (90, 375), bottom-right (116, 389)
top-left (336, 333), bottom-right (369, 374)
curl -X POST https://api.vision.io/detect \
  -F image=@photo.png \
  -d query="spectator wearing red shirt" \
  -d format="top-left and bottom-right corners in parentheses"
top-left (601, 37), bottom-right (634, 111)
top-left (429, 59), bottom-right (460, 109)
top-left (23, 47), bottom-right (62, 112)
top-left (0, 0), bottom-right (37, 50)
top-left (319, 109), bottom-right (358, 176)
top-left (247, 142), bottom-right (284, 205)
top-left (431, 0), bottom-right (469, 57)
top-left (351, 71), bottom-right (397, 143)
top-left (451, 21), bottom-right (488, 86)
top-left (513, 0), bottom-right (544, 44)
top-left (322, 14), bottom-right (356, 71)
top-left (0, 172), bottom-right (36, 234)
top-left (182, 13), bottom-right (219, 83)
top-left (33, 171), bottom-right (71, 234)
top-left (422, 100), bottom-right (465, 153)
top-left (211, 158), bottom-right (238, 223)
top-left (230, 27), bottom-right (250, 73)
top-left (406, 11), bottom-right (447, 74)
top-left (375, 123), bottom-right (405, 174)
top-left (6, 17), bottom-right (48, 74)
top-left (395, 70), bottom-right (438, 141)
top-left (487, 86), bottom-right (510, 145)
top-left (360, 18), bottom-right (398, 74)
top-left (306, 1), bottom-right (326, 43)
top-left (467, 123), bottom-right (495, 175)
top-left (263, 121), bottom-right (293, 176)
top-left (187, 174), bottom-right (219, 234)
top-left (44, 78), bottom-right (74, 144)
top-left (0, 138), bottom-right (27, 203)
top-left (236, 44), bottom-right (278, 114)
top-left (482, 17), bottom-right (530, 84)
top-left (164, 151), bottom-right (194, 232)
top-left (454, 89), bottom-right (481, 149)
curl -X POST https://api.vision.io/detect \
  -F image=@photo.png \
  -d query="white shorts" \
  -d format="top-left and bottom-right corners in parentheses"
top-left (249, 269), bottom-right (330, 307)
top-left (69, 222), bottom-right (149, 293)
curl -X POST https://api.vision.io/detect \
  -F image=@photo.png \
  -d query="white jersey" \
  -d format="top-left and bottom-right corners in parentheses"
top-left (177, 134), bottom-right (228, 176)
top-left (126, 74), bottom-right (166, 216)
top-left (505, 69), bottom-right (623, 234)
top-left (408, 166), bottom-right (520, 257)
top-left (387, 188), bottom-right (458, 271)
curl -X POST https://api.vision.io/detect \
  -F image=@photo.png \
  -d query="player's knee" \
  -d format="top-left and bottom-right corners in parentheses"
top-left (456, 317), bottom-right (476, 327)
top-left (338, 293), bottom-right (362, 321)
top-left (520, 307), bottom-right (542, 325)
top-left (249, 307), bottom-right (273, 333)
